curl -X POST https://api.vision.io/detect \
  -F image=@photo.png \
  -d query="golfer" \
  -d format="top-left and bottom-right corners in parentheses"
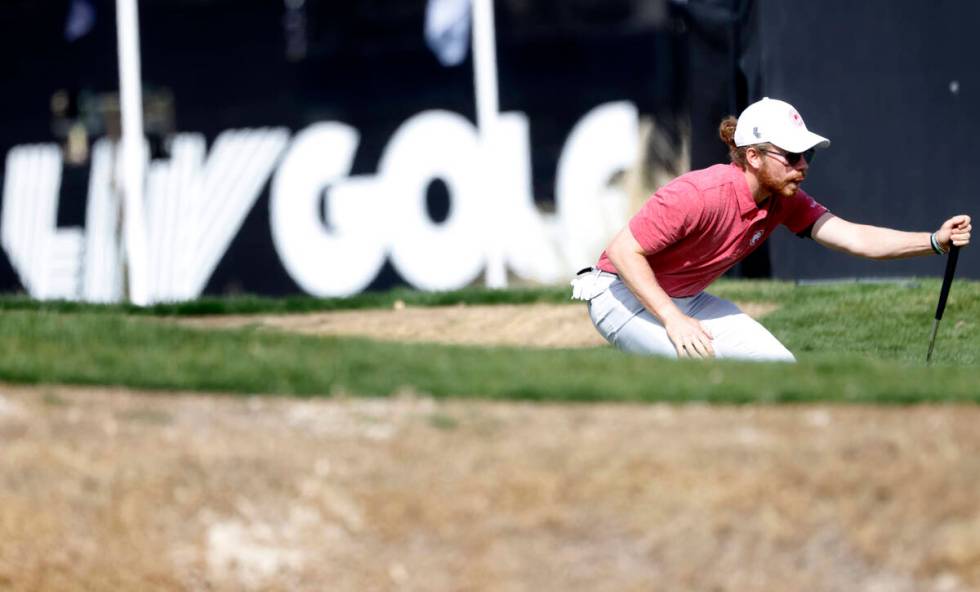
top-left (571, 97), bottom-right (972, 361)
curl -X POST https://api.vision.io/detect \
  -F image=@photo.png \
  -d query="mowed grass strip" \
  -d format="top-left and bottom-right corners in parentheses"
top-left (0, 279), bottom-right (977, 403)
top-left (0, 284), bottom-right (574, 316)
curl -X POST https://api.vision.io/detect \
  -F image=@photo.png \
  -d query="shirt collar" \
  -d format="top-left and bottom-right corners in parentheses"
top-left (729, 162), bottom-right (760, 216)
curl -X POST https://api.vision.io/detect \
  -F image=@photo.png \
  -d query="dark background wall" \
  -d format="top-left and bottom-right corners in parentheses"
top-left (687, 0), bottom-right (980, 279)
top-left (752, 0), bottom-right (978, 280)
top-left (681, 0), bottom-right (978, 281)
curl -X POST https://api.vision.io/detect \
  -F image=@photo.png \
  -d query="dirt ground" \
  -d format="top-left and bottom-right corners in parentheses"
top-left (176, 301), bottom-right (778, 348)
top-left (3, 305), bottom-right (980, 591)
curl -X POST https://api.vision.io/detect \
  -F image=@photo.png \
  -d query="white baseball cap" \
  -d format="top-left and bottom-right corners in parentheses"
top-left (734, 97), bottom-right (830, 153)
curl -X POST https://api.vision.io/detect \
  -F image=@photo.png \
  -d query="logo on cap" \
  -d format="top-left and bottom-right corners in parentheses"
top-left (753, 126), bottom-right (761, 139)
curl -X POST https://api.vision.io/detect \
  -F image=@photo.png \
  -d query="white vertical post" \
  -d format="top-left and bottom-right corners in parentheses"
top-left (471, 0), bottom-right (507, 288)
top-left (115, 0), bottom-right (150, 305)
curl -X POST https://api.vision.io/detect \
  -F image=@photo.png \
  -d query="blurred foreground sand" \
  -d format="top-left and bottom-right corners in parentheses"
top-left (2, 383), bottom-right (979, 591)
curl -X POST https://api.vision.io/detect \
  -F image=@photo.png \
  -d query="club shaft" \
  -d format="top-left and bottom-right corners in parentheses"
top-left (926, 244), bottom-right (961, 364)
top-left (934, 245), bottom-right (961, 321)
top-left (926, 318), bottom-right (940, 363)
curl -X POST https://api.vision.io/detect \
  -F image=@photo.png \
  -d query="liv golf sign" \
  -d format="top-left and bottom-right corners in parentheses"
top-left (1, 102), bottom-right (638, 302)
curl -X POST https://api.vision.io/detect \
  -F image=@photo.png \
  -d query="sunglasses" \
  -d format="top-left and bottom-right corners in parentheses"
top-left (758, 147), bottom-right (815, 166)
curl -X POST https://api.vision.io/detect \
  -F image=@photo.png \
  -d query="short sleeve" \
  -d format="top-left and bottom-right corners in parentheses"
top-left (628, 180), bottom-right (704, 254)
top-left (781, 189), bottom-right (829, 234)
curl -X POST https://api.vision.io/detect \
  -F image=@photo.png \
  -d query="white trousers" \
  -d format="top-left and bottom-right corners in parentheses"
top-left (572, 270), bottom-right (796, 362)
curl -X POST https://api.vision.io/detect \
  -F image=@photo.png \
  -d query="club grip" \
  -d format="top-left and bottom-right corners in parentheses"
top-left (934, 244), bottom-right (961, 321)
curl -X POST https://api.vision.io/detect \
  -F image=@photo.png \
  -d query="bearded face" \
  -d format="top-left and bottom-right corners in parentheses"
top-left (755, 150), bottom-right (807, 199)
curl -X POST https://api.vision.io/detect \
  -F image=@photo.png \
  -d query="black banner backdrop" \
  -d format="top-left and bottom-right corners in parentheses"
top-left (0, 0), bottom-right (684, 297)
top-left (0, 0), bottom-right (975, 300)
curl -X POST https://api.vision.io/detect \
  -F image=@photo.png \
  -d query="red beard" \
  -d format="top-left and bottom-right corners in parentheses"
top-left (758, 161), bottom-right (805, 199)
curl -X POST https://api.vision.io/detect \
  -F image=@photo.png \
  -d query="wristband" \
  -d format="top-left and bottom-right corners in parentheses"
top-left (930, 232), bottom-right (947, 255)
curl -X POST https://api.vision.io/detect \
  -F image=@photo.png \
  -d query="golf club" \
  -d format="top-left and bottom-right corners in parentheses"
top-left (926, 244), bottom-right (961, 363)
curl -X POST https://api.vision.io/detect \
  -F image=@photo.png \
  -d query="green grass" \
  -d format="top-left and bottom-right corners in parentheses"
top-left (0, 285), bottom-right (572, 316)
top-left (0, 279), bottom-right (977, 403)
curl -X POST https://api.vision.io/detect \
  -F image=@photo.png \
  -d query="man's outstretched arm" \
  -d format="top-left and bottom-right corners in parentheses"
top-left (810, 212), bottom-right (971, 259)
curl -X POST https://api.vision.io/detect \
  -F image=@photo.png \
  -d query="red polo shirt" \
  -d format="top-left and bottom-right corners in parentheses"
top-left (596, 163), bottom-right (828, 297)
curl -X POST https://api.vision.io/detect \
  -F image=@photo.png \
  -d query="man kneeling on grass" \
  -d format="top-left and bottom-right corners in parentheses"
top-left (571, 97), bottom-right (972, 361)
